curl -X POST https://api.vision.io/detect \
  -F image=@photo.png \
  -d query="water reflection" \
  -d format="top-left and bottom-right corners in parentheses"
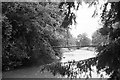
top-left (41, 49), bottom-right (109, 78)
top-left (61, 49), bottom-right (96, 62)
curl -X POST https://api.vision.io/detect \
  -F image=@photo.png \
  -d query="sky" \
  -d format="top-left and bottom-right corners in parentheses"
top-left (69, 1), bottom-right (103, 39)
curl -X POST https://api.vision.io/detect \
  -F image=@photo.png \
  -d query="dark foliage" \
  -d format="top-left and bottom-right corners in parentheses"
top-left (95, 1), bottom-right (120, 80)
top-left (59, 2), bottom-right (77, 28)
top-left (2, 2), bottom-right (66, 71)
top-left (92, 29), bottom-right (109, 46)
top-left (41, 57), bottom-right (97, 78)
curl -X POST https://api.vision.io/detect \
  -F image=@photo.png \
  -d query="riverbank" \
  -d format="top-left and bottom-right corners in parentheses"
top-left (2, 65), bottom-right (60, 78)
top-left (2, 48), bottom-right (71, 78)
top-left (3, 49), bottom-right (106, 79)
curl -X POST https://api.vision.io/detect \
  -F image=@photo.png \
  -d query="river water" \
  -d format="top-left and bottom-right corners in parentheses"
top-left (2, 48), bottom-right (109, 78)
top-left (60, 48), bottom-right (109, 78)
top-left (61, 49), bottom-right (96, 62)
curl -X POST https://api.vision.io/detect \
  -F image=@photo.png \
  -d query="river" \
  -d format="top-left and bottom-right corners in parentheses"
top-left (2, 48), bottom-right (109, 78)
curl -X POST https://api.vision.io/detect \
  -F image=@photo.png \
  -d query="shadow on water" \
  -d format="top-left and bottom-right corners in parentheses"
top-left (40, 57), bottom-right (99, 78)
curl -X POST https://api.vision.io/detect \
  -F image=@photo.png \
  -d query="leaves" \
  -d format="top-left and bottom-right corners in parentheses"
top-left (92, 29), bottom-right (109, 46)
top-left (2, 2), bottom-right (67, 71)
top-left (59, 2), bottom-right (77, 28)
top-left (41, 57), bottom-right (98, 78)
top-left (91, 1), bottom-right (120, 79)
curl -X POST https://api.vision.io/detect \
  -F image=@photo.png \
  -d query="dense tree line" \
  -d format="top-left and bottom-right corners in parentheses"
top-left (2, 2), bottom-right (71, 71)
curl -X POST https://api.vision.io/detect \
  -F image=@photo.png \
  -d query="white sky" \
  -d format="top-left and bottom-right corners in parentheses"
top-left (69, 1), bottom-right (102, 39)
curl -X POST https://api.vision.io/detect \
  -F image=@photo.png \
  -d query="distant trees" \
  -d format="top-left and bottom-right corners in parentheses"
top-left (64, 29), bottom-right (76, 46)
top-left (92, 30), bottom-right (109, 46)
top-left (68, 36), bottom-right (76, 46)
top-left (76, 33), bottom-right (91, 47)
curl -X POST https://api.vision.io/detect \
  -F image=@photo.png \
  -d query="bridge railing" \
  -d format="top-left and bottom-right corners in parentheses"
top-left (52, 45), bottom-right (97, 48)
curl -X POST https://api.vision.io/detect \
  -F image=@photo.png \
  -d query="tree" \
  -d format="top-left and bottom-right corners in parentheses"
top-left (92, 30), bottom-right (109, 46)
top-left (76, 33), bottom-right (91, 47)
top-left (95, 2), bottom-right (120, 80)
top-left (2, 2), bottom-right (68, 71)
top-left (61, 1), bottom-right (120, 79)
top-left (75, 1), bottom-right (120, 79)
